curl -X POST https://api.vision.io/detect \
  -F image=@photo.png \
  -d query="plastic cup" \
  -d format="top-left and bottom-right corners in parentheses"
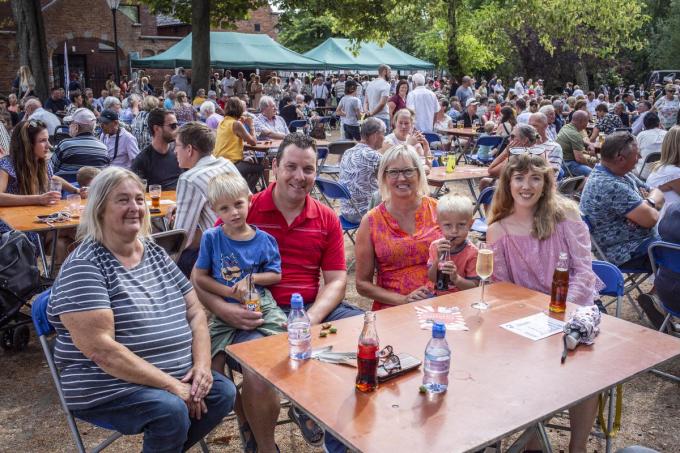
top-left (149, 184), bottom-right (162, 209)
top-left (49, 180), bottom-right (62, 195)
top-left (66, 194), bottom-right (81, 215)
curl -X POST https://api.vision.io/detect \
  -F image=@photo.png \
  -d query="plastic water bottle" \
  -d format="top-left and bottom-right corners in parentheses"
top-left (287, 293), bottom-right (312, 360)
top-left (422, 322), bottom-right (451, 393)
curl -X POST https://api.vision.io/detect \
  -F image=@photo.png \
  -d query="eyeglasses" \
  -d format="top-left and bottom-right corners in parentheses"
top-left (164, 123), bottom-right (179, 129)
top-left (509, 146), bottom-right (546, 156)
top-left (378, 345), bottom-right (401, 375)
top-left (385, 167), bottom-right (417, 179)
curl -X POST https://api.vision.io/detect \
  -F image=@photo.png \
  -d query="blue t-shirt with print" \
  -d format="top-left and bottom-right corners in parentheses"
top-left (580, 164), bottom-right (658, 265)
top-left (195, 225), bottom-right (281, 303)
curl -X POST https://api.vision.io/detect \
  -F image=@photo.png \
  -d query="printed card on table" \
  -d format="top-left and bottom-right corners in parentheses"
top-left (500, 312), bottom-right (566, 341)
top-left (415, 305), bottom-right (468, 331)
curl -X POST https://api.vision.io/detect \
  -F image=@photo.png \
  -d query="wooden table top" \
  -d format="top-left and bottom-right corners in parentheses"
top-left (245, 138), bottom-right (331, 152)
top-left (227, 282), bottom-right (680, 453)
top-left (0, 191), bottom-right (176, 233)
top-left (440, 127), bottom-right (480, 138)
top-left (427, 165), bottom-right (489, 184)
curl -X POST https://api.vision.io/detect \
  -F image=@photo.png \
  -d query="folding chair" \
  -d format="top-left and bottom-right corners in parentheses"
top-left (288, 119), bottom-right (308, 133)
top-left (32, 290), bottom-right (211, 453)
top-left (558, 176), bottom-right (585, 200)
top-left (636, 151), bottom-right (660, 181)
top-left (470, 187), bottom-right (496, 237)
top-left (318, 140), bottom-right (356, 179)
top-left (423, 132), bottom-right (442, 149)
top-left (592, 260), bottom-right (625, 317)
top-left (52, 125), bottom-right (71, 146)
top-left (151, 229), bottom-right (188, 263)
top-left (464, 136), bottom-right (505, 166)
top-left (647, 241), bottom-right (680, 383)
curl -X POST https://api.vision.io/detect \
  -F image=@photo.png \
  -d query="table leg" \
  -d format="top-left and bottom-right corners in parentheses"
top-left (36, 234), bottom-right (49, 278)
top-left (48, 229), bottom-right (58, 278)
top-left (536, 422), bottom-right (554, 453)
top-left (506, 422), bottom-right (553, 453)
top-left (606, 386), bottom-right (614, 453)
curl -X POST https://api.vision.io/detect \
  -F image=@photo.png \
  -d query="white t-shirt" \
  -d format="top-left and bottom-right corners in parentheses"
top-left (406, 86), bottom-right (439, 133)
top-left (365, 78), bottom-right (391, 120)
top-left (221, 77), bottom-right (235, 96)
top-left (635, 128), bottom-right (666, 178)
top-left (516, 110), bottom-right (531, 124)
top-left (647, 164), bottom-right (680, 220)
top-left (337, 95), bottom-right (362, 126)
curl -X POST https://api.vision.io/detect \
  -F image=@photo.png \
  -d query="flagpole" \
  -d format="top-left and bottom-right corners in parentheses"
top-left (64, 41), bottom-right (70, 92)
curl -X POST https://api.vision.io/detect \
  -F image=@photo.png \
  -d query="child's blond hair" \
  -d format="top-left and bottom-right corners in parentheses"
top-left (76, 166), bottom-right (101, 187)
top-left (484, 121), bottom-right (496, 133)
top-left (436, 193), bottom-right (474, 219)
top-left (208, 172), bottom-right (250, 206)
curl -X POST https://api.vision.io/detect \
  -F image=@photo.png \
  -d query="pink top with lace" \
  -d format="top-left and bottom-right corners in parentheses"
top-left (367, 197), bottom-right (440, 310)
top-left (489, 219), bottom-right (603, 306)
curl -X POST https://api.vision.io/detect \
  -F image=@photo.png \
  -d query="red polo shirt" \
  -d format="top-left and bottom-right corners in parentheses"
top-left (247, 183), bottom-right (346, 306)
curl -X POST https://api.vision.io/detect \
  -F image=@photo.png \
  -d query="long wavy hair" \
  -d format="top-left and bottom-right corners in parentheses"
top-left (9, 120), bottom-right (49, 195)
top-left (488, 154), bottom-right (576, 240)
top-left (655, 125), bottom-right (680, 170)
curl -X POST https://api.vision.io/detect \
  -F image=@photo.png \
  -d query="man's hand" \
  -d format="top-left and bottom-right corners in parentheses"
top-left (181, 365), bottom-right (213, 402)
top-left (216, 303), bottom-right (264, 330)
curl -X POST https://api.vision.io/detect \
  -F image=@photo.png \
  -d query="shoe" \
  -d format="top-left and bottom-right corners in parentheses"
top-left (288, 405), bottom-right (324, 447)
top-left (637, 294), bottom-right (666, 330)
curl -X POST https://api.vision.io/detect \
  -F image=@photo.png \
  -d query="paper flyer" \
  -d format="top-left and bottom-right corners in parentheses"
top-left (500, 312), bottom-right (566, 341)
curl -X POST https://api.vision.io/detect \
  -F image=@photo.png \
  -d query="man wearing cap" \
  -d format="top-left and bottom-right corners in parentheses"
top-left (406, 73), bottom-right (439, 133)
top-left (462, 98), bottom-right (479, 128)
top-left (99, 109), bottom-right (140, 169)
top-left (51, 108), bottom-right (110, 181)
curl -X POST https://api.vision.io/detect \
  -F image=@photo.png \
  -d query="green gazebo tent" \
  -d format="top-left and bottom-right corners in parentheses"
top-left (131, 32), bottom-right (324, 70)
top-left (303, 38), bottom-right (435, 71)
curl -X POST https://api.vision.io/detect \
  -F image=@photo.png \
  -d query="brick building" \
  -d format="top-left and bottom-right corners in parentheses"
top-left (0, 0), bottom-right (279, 95)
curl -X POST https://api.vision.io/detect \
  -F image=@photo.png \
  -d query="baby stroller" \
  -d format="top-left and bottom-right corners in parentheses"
top-left (0, 231), bottom-right (52, 351)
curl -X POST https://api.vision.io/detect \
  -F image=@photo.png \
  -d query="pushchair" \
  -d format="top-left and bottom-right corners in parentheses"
top-left (0, 231), bottom-right (52, 351)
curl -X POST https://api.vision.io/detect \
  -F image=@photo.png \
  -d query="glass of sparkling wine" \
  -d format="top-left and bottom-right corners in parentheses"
top-left (472, 242), bottom-right (494, 310)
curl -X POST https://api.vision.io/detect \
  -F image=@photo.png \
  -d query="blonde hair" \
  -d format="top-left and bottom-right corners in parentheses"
top-left (392, 108), bottom-right (415, 128)
top-left (207, 172), bottom-right (250, 206)
top-left (377, 144), bottom-right (429, 203)
top-left (437, 193), bottom-right (474, 219)
top-left (77, 167), bottom-right (151, 243)
top-left (142, 95), bottom-right (160, 111)
top-left (655, 125), bottom-right (680, 170)
top-left (488, 154), bottom-right (577, 240)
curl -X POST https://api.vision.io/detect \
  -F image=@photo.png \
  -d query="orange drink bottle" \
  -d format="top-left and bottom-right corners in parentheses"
top-left (549, 252), bottom-right (569, 313)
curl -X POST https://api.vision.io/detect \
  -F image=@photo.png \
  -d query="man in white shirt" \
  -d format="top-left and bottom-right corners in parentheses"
top-left (635, 112), bottom-right (666, 179)
top-left (24, 98), bottom-right (61, 137)
top-left (516, 98), bottom-right (531, 124)
top-left (586, 92), bottom-right (600, 115)
top-left (406, 73), bottom-right (439, 133)
top-left (364, 64), bottom-right (392, 130)
top-left (631, 100), bottom-right (651, 136)
top-left (99, 109), bottom-right (140, 169)
top-left (221, 70), bottom-right (236, 97)
top-left (572, 85), bottom-right (585, 97)
top-left (514, 77), bottom-right (525, 96)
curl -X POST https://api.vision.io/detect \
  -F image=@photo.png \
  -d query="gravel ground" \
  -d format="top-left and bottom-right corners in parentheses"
top-left (1, 137), bottom-right (678, 452)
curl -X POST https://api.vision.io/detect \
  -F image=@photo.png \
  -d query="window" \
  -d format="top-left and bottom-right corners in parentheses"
top-left (119, 4), bottom-right (140, 24)
top-left (254, 23), bottom-right (261, 32)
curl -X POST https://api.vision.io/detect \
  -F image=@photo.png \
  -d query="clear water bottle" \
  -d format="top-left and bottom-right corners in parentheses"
top-left (422, 322), bottom-right (451, 393)
top-left (287, 293), bottom-right (312, 360)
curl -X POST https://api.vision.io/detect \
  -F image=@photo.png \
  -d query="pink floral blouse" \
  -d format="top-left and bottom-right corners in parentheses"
top-left (489, 219), bottom-right (603, 306)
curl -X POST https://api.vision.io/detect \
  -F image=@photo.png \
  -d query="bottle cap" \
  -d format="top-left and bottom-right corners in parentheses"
top-left (290, 293), bottom-right (303, 309)
top-left (432, 322), bottom-right (446, 338)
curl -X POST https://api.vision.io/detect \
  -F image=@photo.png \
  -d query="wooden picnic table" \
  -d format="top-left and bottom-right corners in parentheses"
top-left (226, 282), bottom-right (680, 453)
top-left (427, 165), bottom-right (489, 199)
top-left (439, 127), bottom-right (480, 138)
top-left (245, 138), bottom-right (331, 152)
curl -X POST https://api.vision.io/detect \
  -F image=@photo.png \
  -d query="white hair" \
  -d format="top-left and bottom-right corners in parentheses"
top-left (539, 105), bottom-right (555, 115)
top-left (412, 73), bottom-right (426, 87)
top-left (199, 101), bottom-right (216, 116)
top-left (103, 96), bottom-right (121, 109)
top-left (259, 95), bottom-right (275, 111)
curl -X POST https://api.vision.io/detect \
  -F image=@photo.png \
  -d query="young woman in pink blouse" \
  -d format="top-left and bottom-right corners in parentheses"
top-left (486, 153), bottom-right (603, 453)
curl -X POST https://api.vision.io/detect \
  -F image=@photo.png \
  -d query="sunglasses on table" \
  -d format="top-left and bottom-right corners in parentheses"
top-left (385, 167), bottom-right (418, 179)
top-left (378, 345), bottom-right (402, 375)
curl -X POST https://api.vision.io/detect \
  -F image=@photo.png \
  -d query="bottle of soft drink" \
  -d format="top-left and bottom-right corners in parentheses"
top-left (422, 322), bottom-right (451, 394)
top-left (445, 150), bottom-right (457, 173)
top-left (436, 249), bottom-right (451, 292)
top-left (356, 311), bottom-right (379, 392)
top-left (549, 252), bottom-right (569, 313)
top-left (287, 293), bottom-right (312, 360)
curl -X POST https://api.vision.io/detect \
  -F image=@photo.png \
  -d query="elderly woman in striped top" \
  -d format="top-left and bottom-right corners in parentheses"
top-left (47, 167), bottom-right (236, 452)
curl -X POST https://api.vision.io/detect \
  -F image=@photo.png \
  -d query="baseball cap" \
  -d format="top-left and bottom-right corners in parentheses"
top-left (64, 107), bottom-right (96, 125)
top-left (466, 98), bottom-right (479, 107)
top-left (99, 109), bottom-right (119, 123)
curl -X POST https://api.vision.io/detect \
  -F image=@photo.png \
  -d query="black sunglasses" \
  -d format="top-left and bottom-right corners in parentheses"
top-left (164, 123), bottom-right (179, 130)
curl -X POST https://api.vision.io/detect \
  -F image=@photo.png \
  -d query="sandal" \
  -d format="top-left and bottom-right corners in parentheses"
top-left (288, 405), bottom-right (324, 447)
top-left (239, 422), bottom-right (257, 453)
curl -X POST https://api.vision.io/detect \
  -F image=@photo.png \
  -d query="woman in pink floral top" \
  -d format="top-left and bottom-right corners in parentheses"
top-left (486, 153), bottom-right (602, 453)
top-left (355, 144), bottom-right (440, 311)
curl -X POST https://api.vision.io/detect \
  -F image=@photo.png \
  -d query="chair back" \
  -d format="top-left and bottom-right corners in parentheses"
top-left (328, 140), bottom-right (356, 156)
top-left (423, 132), bottom-right (441, 145)
top-left (592, 260), bottom-right (625, 297)
top-left (648, 241), bottom-right (680, 275)
top-left (474, 187), bottom-right (496, 219)
top-left (637, 151), bottom-right (661, 180)
top-left (31, 289), bottom-right (54, 337)
top-left (289, 119), bottom-right (307, 132)
top-left (151, 229), bottom-right (188, 263)
top-left (315, 177), bottom-right (352, 201)
top-left (475, 136), bottom-right (504, 148)
top-left (558, 176), bottom-right (585, 198)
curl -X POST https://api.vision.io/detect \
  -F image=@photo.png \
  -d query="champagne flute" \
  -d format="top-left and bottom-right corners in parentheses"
top-left (472, 242), bottom-right (494, 310)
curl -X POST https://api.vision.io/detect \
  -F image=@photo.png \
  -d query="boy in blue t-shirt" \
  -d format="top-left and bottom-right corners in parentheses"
top-left (193, 172), bottom-right (287, 370)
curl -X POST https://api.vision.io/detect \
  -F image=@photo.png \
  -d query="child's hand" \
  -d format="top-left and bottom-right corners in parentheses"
top-left (441, 262), bottom-right (458, 283)
top-left (233, 279), bottom-right (250, 301)
top-left (434, 238), bottom-right (451, 255)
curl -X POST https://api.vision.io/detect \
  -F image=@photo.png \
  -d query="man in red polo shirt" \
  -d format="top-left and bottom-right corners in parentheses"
top-left (193, 133), bottom-right (361, 453)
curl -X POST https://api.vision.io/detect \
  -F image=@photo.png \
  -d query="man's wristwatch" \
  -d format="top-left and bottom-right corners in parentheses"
top-left (645, 198), bottom-right (657, 209)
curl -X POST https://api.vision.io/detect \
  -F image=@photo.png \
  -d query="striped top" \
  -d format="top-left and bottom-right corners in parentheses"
top-left (173, 155), bottom-right (240, 246)
top-left (48, 239), bottom-right (194, 410)
top-left (50, 133), bottom-right (110, 181)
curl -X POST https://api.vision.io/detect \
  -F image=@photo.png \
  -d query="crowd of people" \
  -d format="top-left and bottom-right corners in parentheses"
top-left (1, 62), bottom-right (679, 453)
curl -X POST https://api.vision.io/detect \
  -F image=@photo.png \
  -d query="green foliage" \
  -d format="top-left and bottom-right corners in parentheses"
top-left (139, 0), bottom-right (265, 26)
top-left (277, 11), bottom-right (341, 53)
top-left (649, 0), bottom-right (680, 69)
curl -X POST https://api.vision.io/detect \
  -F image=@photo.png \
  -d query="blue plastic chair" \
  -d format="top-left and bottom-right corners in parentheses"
top-left (470, 187), bottom-right (496, 236)
top-left (465, 136), bottom-right (505, 165)
top-left (288, 119), bottom-right (308, 133)
top-left (592, 260), bottom-right (625, 317)
top-left (647, 241), bottom-right (680, 382)
top-left (423, 132), bottom-right (442, 147)
top-left (32, 290), bottom-right (211, 452)
top-left (318, 140), bottom-right (356, 179)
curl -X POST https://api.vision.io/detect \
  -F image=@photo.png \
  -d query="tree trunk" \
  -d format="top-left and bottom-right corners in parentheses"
top-left (574, 59), bottom-right (589, 92)
top-left (191, 0), bottom-right (210, 97)
top-left (446, 0), bottom-right (461, 78)
top-left (11, 0), bottom-right (50, 100)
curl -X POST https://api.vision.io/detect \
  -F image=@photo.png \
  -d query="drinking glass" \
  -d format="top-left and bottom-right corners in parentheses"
top-left (49, 179), bottom-right (62, 195)
top-left (66, 194), bottom-right (81, 215)
top-left (471, 242), bottom-right (494, 310)
top-left (149, 184), bottom-right (162, 209)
